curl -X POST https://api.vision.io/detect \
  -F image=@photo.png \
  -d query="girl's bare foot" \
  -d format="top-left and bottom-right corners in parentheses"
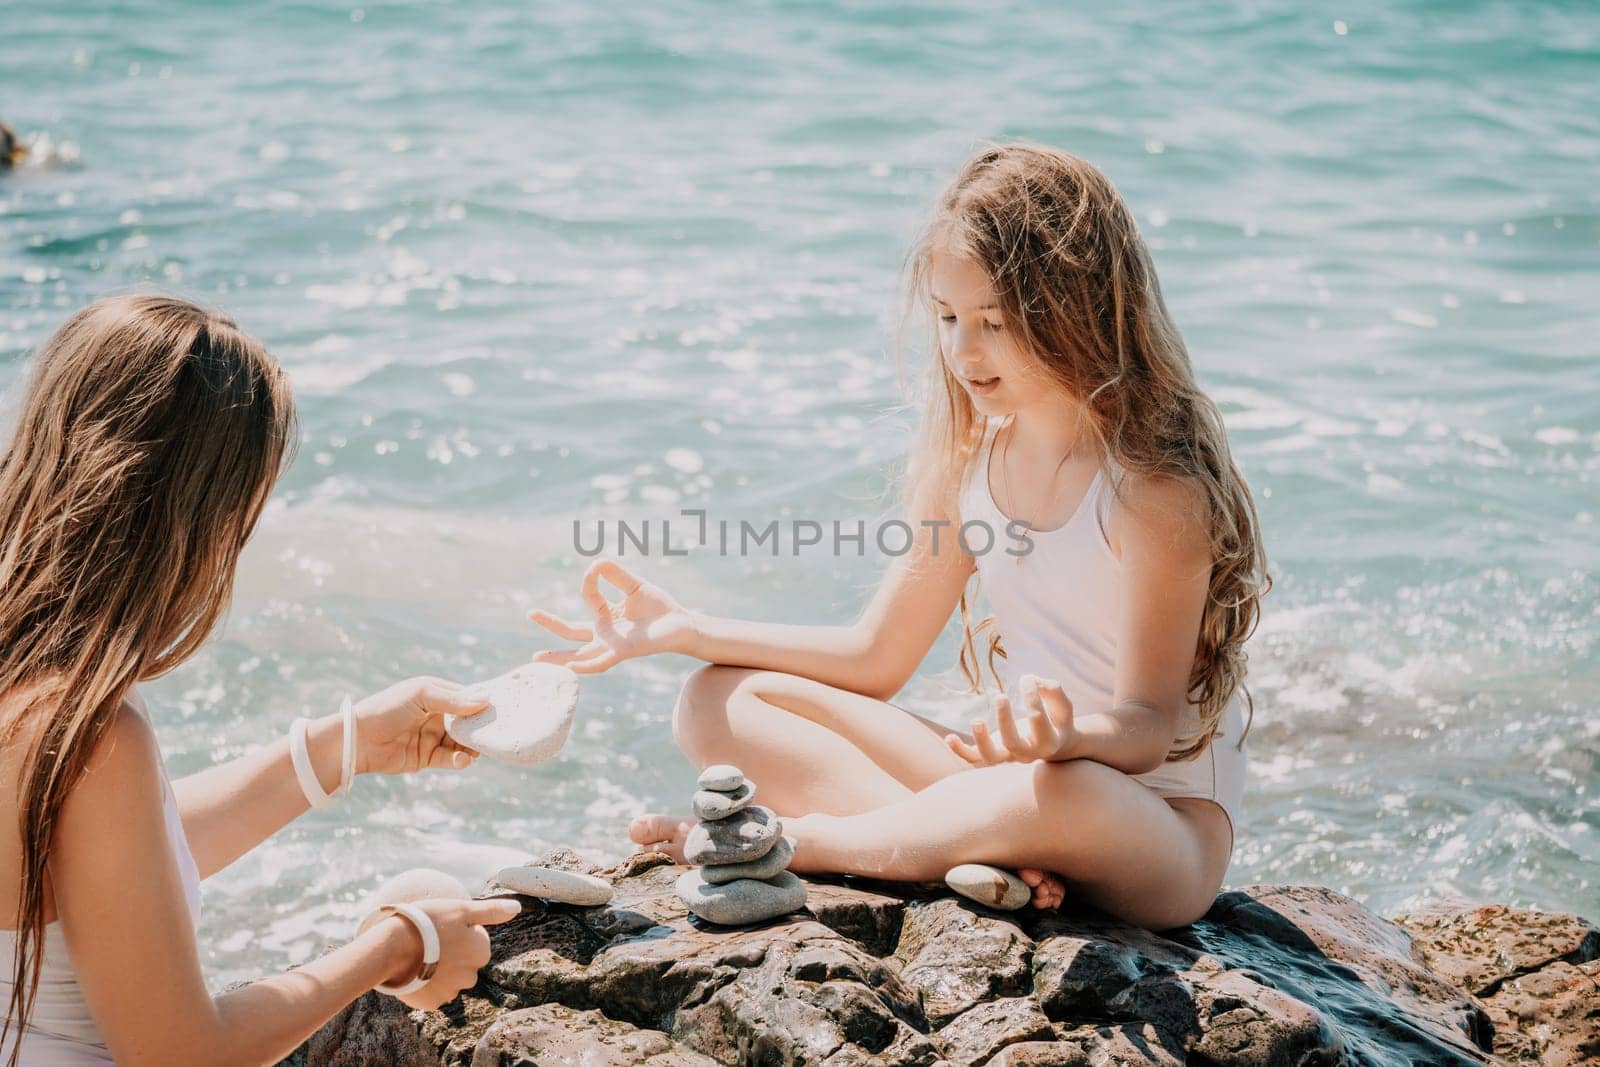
top-left (1019, 867), bottom-right (1067, 909)
top-left (628, 813), bottom-right (697, 863)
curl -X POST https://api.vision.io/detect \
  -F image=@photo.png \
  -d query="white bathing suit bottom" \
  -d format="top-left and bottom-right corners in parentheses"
top-left (1131, 698), bottom-right (1247, 841)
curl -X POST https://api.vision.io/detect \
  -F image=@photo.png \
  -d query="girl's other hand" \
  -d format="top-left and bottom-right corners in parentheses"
top-left (354, 677), bottom-right (488, 776)
top-left (529, 559), bottom-right (696, 674)
top-left (380, 896), bottom-right (521, 1010)
top-left (946, 675), bottom-right (1078, 766)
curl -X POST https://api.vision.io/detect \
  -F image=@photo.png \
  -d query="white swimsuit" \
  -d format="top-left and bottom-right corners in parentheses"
top-left (1, 712), bottom-right (202, 1065)
top-left (960, 419), bottom-right (1248, 830)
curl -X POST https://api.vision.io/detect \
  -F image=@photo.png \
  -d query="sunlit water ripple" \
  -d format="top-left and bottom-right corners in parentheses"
top-left (2, 2), bottom-right (1595, 989)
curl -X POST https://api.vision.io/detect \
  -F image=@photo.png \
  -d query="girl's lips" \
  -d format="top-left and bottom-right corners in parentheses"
top-left (966, 375), bottom-right (1001, 396)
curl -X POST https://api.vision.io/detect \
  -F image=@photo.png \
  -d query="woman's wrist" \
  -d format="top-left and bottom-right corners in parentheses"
top-left (301, 712), bottom-right (347, 796)
top-left (369, 913), bottom-right (424, 988)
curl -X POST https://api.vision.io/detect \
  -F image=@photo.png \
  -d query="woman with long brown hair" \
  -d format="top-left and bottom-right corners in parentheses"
top-left (1, 294), bottom-right (520, 1065)
top-left (531, 143), bottom-right (1269, 929)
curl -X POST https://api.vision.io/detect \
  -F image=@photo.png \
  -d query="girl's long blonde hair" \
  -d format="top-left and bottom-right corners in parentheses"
top-left (905, 144), bottom-right (1269, 760)
top-left (1, 294), bottom-right (296, 1060)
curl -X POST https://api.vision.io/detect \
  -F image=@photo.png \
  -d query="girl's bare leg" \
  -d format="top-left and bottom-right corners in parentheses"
top-left (786, 759), bottom-right (1233, 930)
top-left (629, 666), bottom-right (1079, 908)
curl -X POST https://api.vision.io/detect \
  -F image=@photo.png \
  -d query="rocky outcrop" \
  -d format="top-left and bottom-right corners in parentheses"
top-left (282, 850), bottom-right (1599, 1066)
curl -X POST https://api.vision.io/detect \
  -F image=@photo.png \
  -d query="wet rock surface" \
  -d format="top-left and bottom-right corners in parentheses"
top-left (283, 849), bottom-right (1596, 1066)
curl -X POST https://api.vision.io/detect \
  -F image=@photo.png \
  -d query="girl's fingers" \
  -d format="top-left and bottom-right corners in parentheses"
top-left (1028, 712), bottom-right (1057, 755)
top-left (994, 695), bottom-right (1028, 758)
top-left (527, 609), bottom-right (593, 642)
top-left (566, 649), bottom-right (621, 675)
top-left (945, 734), bottom-right (983, 766)
top-left (593, 559), bottom-right (644, 596)
top-left (971, 720), bottom-right (1005, 764)
top-left (426, 744), bottom-right (474, 770)
top-left (1036, 679), bottom-right (1075, 728)
top-left (532, 648), bottom-right (588, 666)
top-left (581, 560), bottom-right (643, 617)
top-left (1018, 675), bottom-right (1048, 718)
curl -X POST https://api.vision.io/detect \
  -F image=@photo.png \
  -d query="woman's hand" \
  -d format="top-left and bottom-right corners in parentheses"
top-left (353, 677), bottom-right (489, 777)
top-left (946, 675), bottom-right (1080, 766)
top-left (529, 559), bottom-right (697, 674)
top-left (378, 896), bottom-right (521, 1010)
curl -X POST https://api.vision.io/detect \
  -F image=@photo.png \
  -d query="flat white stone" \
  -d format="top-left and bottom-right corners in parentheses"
top-left (488, 865), bottom-right (613, 907)
top-left (445, 663), bottom-right (579, 767)
top-left (355, 867), bottom-right (468, 935)
top-left (697, 764), bottom-right (745, 792)
top-left (946, 864), bottom-right (1030, 911)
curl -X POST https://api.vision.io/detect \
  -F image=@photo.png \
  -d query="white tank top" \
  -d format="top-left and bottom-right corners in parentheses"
top-left (959, 418), bottom-right (1247, 814)
top-left (1, 709), bottom-right (202, 1065)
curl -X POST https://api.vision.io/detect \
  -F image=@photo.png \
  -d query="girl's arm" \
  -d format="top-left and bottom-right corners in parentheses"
top-left (949, 474), bottom-right (1211, 774)
top-left (533, 507), bottom-right (976, 701)
top-left (169, 678), bottom-right (488, 880)
top-left (54, 708), bottom-right (518, 1067)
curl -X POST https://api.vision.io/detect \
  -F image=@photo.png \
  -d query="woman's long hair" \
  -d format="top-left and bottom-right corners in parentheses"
top-left (903, 144), bottom-right (1269, 759)
top-left (1, 294), bottom-right (296, 1059)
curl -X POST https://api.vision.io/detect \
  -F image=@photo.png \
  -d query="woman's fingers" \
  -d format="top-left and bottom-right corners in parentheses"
top-left (419, 679), bottom-right (492, 717)
top-left (425, 744), bottom-right (476, 770)
top-left (527, 609), bottom-right (593, 642)
top-left (532, 647), bottom-right (588, 666)
top-left (466, 897), bottom-right (523, 926)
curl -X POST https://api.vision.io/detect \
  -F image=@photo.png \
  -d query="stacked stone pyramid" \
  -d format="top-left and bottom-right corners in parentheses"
top-left (675, 764), bottom-right (806, 925)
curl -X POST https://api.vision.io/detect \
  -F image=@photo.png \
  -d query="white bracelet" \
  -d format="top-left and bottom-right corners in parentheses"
top-left (373, 902), bottom-right (440, 996)
top-left (289, 717), bottom-right (334, 809)
top-left (338, 696), bottom-right (357, 797)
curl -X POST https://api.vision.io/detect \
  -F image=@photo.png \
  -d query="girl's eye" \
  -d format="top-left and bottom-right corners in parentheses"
top-left (938, 314), bottom-right (957, 324)
top-left (985, 321), bottom-right (1005, 331)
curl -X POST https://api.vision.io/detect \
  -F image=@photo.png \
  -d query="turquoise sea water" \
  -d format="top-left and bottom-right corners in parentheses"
top-left (2, 3), bottom-right (1596, 990)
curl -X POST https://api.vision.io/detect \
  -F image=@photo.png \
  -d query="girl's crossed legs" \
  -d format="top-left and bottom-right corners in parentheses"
top-left (630, 666), bottom-right (1233, 930)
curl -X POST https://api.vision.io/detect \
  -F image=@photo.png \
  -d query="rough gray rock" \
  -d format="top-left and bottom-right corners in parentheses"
top-left (284, 847), bottom-right (1596, 1066)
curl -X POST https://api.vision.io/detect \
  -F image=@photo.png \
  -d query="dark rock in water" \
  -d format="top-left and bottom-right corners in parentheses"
top-left (282, 848), bottom-right (1594, 1066)
top-left (682, 805), bottom-right (780, 866)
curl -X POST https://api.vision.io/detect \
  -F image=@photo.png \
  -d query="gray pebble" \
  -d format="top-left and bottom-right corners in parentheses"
top-left (676, 869), bottom-right (807, 925)
top-left (684, 805), bottom-right (781, 866)
top-left (696, 764), bottom-right (745, 792)
top-left (702, 835), bottom-right (795, 885)
top-left (691, 781), bottom-right (756, 821)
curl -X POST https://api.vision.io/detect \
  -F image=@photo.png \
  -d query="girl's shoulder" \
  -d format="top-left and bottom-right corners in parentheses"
top-left (1100, 467), bottom-right (1211, 565)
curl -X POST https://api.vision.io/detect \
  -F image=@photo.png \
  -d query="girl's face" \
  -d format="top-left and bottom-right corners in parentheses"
top-left (930, 252), bottom-right (1057, 417)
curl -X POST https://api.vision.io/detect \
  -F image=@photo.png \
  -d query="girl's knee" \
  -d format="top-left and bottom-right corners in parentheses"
top-left (673, 665), bottom-right (743, 755)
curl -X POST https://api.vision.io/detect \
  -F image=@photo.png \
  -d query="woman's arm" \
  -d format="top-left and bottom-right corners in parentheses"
top-left (54, 708), bottom-right (516, 1067)
top-left (170, 678), bottom-right (487, 880)
top-left (949, 473), bottom-right (1211, 774)
top-left (533, 505), bottom-right (976, 701)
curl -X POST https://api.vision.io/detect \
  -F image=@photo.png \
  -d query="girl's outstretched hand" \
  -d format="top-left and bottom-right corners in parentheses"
top-left (355, 677), bottom-right (489, 776)
top-left (946, 675), bottom-right (1079, 766)
top-left (529, 560), bottom-right (697, 674)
